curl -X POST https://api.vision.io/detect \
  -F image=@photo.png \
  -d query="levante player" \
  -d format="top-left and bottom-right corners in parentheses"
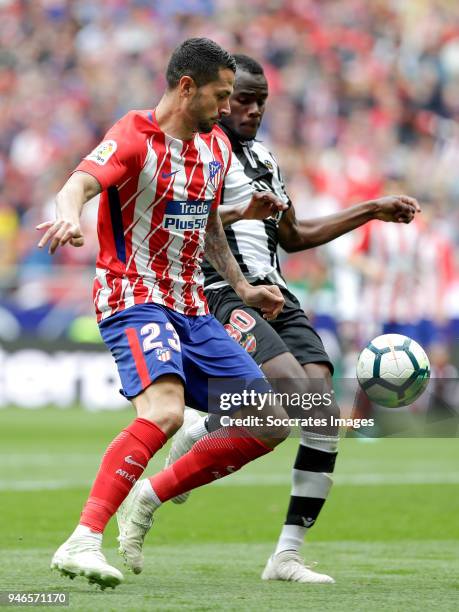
top-left (118, 54), bottom-right (420, 584)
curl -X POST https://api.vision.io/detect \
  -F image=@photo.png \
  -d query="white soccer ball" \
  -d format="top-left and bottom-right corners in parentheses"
top-left (356, 334), bottom-right (430, 407)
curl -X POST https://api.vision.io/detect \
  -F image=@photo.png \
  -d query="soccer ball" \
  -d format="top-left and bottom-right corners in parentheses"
top-left (356, 334), bottom-right (430, 407)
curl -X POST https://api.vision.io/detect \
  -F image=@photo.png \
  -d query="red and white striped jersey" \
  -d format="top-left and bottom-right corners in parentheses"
top-left (75, 110), bottom-right (232, 321)
top-left (352, 219), bottom-right (454, 324)
top-left (353, 221), bottom-right (421, 324)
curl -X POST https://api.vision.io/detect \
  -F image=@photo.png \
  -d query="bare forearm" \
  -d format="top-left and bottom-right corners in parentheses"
top-left (286, 202), bottom-right (376, 252)
top-left (205, 215), bottom-right (249, 295)
top-left (55, 184), bottom-right (86, 223)
top-left (219, 204), bottom-right (246, 227)
top-left (55, 172), bottom-right (101, 221)
top-left (204, 211), bottom-right (285, 318)
top-left (37, 171), bottom-right (102, 254)
top-left (219, 192), bottom-right (288, 227)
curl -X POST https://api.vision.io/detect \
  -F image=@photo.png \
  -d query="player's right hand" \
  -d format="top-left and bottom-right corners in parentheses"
top-left (240, 284), bottom-right (285, 320)
top-left (241, 191), bottom-right (289, 221)
top-left (36, 219), bottom-right (84, 254)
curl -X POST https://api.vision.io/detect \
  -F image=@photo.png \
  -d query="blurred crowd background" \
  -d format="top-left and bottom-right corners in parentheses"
top-left (2, 0), bottom-right (459, 378)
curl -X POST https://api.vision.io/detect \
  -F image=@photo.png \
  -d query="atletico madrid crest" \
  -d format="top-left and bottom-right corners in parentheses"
top-left (209, 160), bottom-right (223, 190)
top-left (155, 347), bottom-right (172, 362)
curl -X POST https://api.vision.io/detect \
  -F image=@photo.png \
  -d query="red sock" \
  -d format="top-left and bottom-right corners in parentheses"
top-left (149, 427), bottom-right (271, 503)
top-left (80, 418), bottom-right (166, 533)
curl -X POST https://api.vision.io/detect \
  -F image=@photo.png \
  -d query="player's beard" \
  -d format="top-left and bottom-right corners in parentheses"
top-left (189, 93), bottom-right (217, 134)
top-left (196, 118), bottom-right (215, 134)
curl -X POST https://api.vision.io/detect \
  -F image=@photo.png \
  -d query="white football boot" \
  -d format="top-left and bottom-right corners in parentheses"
top-left (164, 407), bottom-right (204, 504)
top-left (117, 480), bottom-right (157, 574)
top-left (51, 533), bottom-right (123, 590)
top-left (261, 551), bottom-right (335, 584)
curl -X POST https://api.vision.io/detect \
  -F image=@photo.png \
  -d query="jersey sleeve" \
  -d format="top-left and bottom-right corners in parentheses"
top-left (211, 129), bottom-right (234, 211)
top-left (220, 153), bottom-right (255, 208)
top-left (74, 111), bottom-right (148, 191)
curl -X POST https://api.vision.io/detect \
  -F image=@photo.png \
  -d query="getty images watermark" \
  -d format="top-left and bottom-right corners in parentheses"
top-left (216, 388), bottom-right (373, 429)
top-left (219, 389), bottom-right (333, 411)
top-left (206, 377), bottom-right (459, 437)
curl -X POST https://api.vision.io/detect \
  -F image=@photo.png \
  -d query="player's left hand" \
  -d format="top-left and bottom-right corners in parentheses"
top-left (240, 284), bottom-right (284, 320)
top-left (373, 195), bottom-right (421, 224)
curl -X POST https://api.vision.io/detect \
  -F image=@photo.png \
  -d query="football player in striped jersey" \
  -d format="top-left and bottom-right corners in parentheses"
top-left (37, 39), bottom-right (291, 590)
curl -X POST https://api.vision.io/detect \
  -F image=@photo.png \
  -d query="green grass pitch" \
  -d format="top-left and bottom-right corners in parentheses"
top-left (1, 407), bottom-right (458, 611)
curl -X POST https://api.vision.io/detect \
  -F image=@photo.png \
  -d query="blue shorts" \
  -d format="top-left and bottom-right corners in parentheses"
top-left (99, 303), bottom-right (268, 411)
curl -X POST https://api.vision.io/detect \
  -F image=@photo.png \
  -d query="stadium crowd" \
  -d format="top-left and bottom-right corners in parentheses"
top-left (1, 0), bottom-right (459, 363)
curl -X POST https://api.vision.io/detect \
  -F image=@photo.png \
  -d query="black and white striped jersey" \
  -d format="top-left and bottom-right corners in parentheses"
top-left (202, 128), bottom-right (291, 290)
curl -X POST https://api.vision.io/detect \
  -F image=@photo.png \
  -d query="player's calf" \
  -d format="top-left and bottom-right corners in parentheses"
top-left (242, 400), bottom-right (291, 449)
top-left (303, 362), bottom-right (340, 423)
top-left (117, 422), bottom-right (283, 572)
top-left (164, 398), bottom-right (290, 507)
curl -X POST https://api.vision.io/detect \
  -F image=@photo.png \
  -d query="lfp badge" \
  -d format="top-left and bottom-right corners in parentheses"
top-left (86, 140), bottom-right (117, 165)
top-left (209, 160), bottom-right (223, 190)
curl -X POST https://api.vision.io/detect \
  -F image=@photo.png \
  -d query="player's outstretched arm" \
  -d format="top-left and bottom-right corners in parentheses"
top-left (37, 171), bottom-right (102, 254)
top-left (219, 191), bottom-right (288, 227)
top-left (278, 195), bottom-right (421, 253)
top-left (205, 209), bottom-right (284, 320)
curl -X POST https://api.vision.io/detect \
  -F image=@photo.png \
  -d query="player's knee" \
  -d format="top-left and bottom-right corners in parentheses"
top-left (257, 403), bottom-right (291, 448)
top-left (132, 375), bottom-right (185, 437)
top-left (164, 406), bottom-right (184, 435)
top-left (139, 401), bottom-right (184, 436)
top-left (274, 407), bottom-right (291, 442)
top-left (262, 352), bottom-right (306, 380)
top-left (271, 420), bottom-right (290, 446)
top-left (257, 425), bottom-right (289, 449)
top-left (152, 386), bottom-right (184, 434)
top-left (303, 362), bottom-right (333, 385)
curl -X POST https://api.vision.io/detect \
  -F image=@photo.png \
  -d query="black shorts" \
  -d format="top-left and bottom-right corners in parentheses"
top-left (205, 281), bottom-right (333, 374)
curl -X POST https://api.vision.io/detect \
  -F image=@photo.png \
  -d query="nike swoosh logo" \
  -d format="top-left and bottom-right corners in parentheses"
top-left (124, 455), bottom-right (146, 470)
top-left (161, 170), bottom-right (180, 179)
top-left (302, 516), bottom-right (316, 528)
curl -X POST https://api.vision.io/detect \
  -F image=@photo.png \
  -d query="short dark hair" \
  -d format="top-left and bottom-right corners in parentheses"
top-left (166, 38), bottom-right (236, 89)
top-left (232, 54), bottom-right (265, 76)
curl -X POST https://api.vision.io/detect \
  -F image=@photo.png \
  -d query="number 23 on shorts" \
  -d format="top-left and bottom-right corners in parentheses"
top-left (139, 322), bottom-right (181, 353)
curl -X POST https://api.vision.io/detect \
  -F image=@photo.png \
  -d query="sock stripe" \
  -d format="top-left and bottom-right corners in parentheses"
top-left (294, 443), bottom-right (337, 473)
top-left (291, 469), bottom-right (333, 498)
top-left (285, 495), bottom-right (326, 527)
top-left (300, 433), bottom-right (339, 453)
top-left (125, 327), bottom-right (151, 389)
